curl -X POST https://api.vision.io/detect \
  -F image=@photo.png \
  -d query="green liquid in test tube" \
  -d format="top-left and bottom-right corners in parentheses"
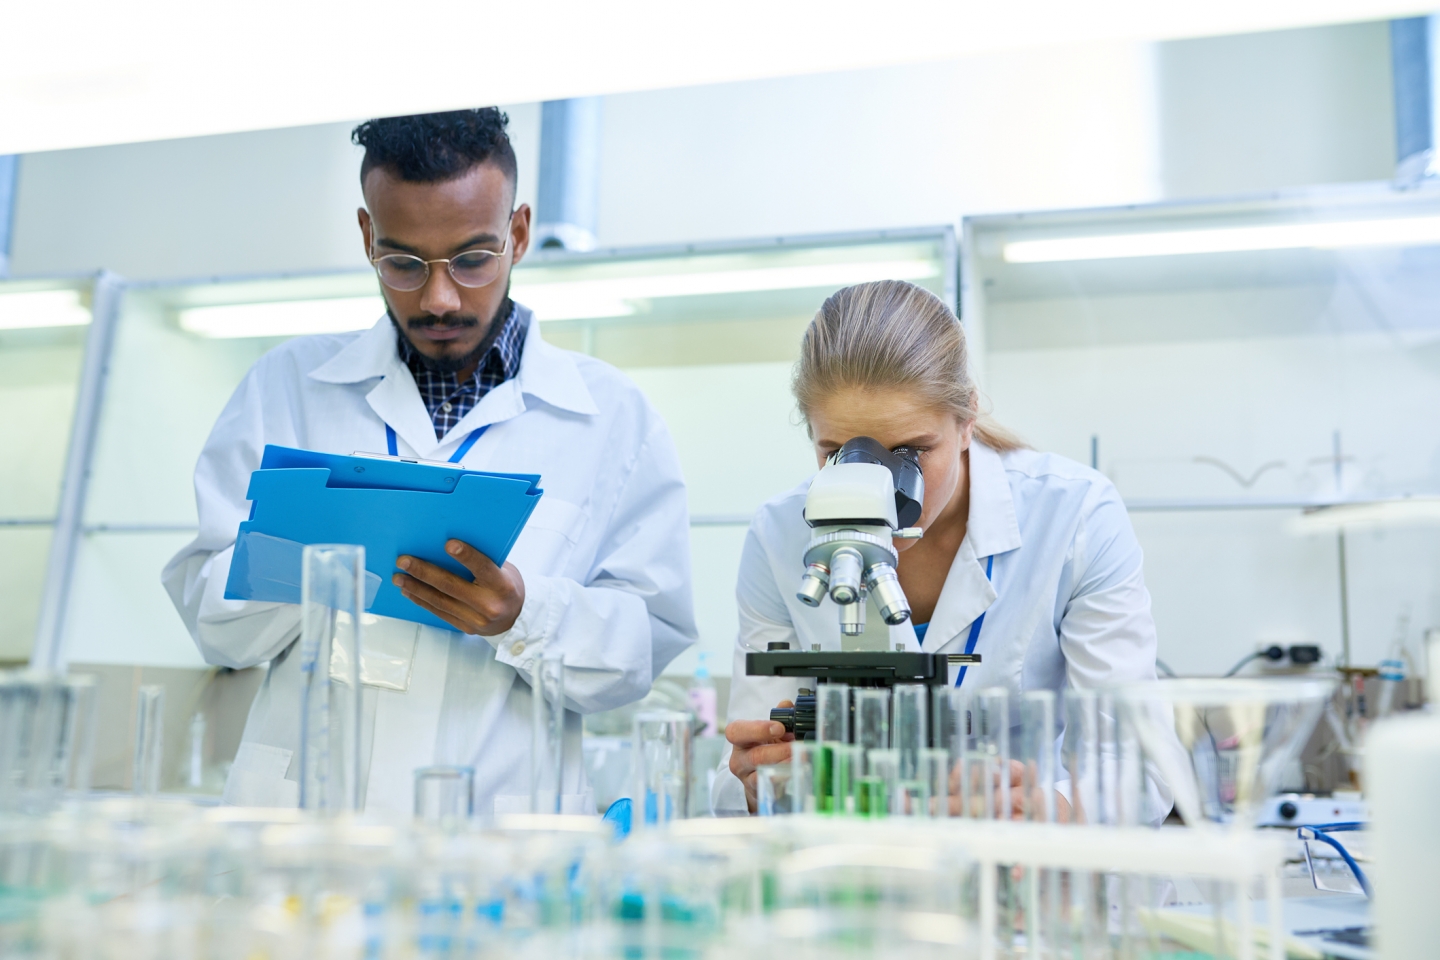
top-left (855, 776), bottom-right (888, 817)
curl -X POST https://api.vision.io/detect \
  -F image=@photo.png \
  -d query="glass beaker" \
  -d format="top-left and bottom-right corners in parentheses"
top-left (299, 543), bottom-right (365, 813)
top-left (530, 652), bottom-right (565, 814)
top-left (633, 710), bottom-right (692, 828)
top-left (415, 765), bottom-right (475, 822)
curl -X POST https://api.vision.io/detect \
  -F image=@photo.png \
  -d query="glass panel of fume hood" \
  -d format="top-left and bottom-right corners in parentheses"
top-left (0, 279), bottom-right (93, 663)
top-left (58, 231), bottom-right (954, 685)
top-left (965, 183), bottom-right (1440, 685)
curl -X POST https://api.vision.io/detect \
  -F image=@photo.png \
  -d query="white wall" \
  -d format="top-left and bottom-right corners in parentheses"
top-left (1, 21), bottom-right (1405, 675)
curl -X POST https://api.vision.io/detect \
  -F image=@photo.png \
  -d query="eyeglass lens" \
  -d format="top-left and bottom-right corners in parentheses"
top-left (374, 250), bottom-right (504, 292)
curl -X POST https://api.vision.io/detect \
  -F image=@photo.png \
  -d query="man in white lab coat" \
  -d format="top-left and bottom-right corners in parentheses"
top-left (162, 108), bottom-right (696, 815)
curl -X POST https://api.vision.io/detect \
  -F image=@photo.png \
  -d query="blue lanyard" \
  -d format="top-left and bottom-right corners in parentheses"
top-left (955, 554), bottom-right (994, 689)
top-left (385, 423), bottom-right (489, 463)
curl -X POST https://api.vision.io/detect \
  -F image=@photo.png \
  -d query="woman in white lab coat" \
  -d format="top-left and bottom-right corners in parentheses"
top-left (716, 280), bottom-right (1169, 818)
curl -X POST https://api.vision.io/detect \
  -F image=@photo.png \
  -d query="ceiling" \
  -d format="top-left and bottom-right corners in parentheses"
top-left (2, 0), bottom-right (1427, 155)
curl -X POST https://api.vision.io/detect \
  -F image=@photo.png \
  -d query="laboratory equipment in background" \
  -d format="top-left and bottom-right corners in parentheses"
top-left (297, 543), bottom-right (364, 813)
top-left (0, 672), bottom-right (97, 815)
top-left (530, 652), bottom-right (565, 815)
top-left (130, 684), bottom-right (164, 796)
top-left (632, 710), bottom-right (692, 828)
top-left (1115, 676), bottom-right (1335, 829)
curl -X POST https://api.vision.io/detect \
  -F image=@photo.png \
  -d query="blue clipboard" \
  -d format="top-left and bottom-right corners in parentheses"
top-left (223, 444), bottom-right (543, 630)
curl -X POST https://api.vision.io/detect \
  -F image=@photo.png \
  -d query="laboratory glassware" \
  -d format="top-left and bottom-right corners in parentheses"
top-left (854, 688), bottom-right (889, 752)
top-left (1061, 687), bottom-right (1104, 826)
top-left (972, 687), bottom-right (1010, 820)
top-left (892, 683), bottom-right (927, 780)
top-left (830, 743), bottom-right (861, 815)
top-left (298, 543), bottom-right (365, 813)
top-left (1017, 689), bottom-right (1056, 823)
top-left (863, 748), bottom-right (900, 816)
top-left (1114, 676), bottom-right (1334, 828)
top-left (132, 685), bottom-right (164, 796)
top-left (415, 765), bottom-right (475, 822)
top-left (790, 740), bottom-right (821, 814)
top-left (756, 764), bottom-right (792, 816)
top-left (633, 710), bottom-right (691, 828)
top-left (531, 651), bottom-right (565, 814)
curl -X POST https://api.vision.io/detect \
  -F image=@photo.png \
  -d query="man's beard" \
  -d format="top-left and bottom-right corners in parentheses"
top-left (391, 285), bottom-right (512, 376)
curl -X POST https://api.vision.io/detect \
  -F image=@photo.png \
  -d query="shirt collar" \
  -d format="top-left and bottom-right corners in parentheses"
top-left (309, 302), bottom-right (598, 416)
top-left (965, 437), bottom-right (1023, 558)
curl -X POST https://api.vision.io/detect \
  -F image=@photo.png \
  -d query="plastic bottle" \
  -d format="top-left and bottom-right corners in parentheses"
top-left (1368, 633), bottom-right (1440, 959)
top-left (1376, 611), bottom-right (1411, 717)
top-left (687, 653), bottom-right (718, 738)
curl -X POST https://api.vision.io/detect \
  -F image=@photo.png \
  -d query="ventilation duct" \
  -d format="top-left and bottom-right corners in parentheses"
top-left (1391, 16), bottom-right (1440, 185)
top-left (535, 98), bottom-right (603, 251)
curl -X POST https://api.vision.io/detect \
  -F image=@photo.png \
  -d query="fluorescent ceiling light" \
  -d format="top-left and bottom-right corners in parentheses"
top-left (1294, 497), bottom-right (1440, 531)
top-left (179, 297), bottom-right (384, 338)
top-left (514, 258), bottom-right (937, 322)
top-left (0, 289), bottom-right (90, 330)
top-left (1003, 216), bottom-right (1440, 264)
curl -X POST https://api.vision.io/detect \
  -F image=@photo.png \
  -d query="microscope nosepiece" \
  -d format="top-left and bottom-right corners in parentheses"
top-left (828, 548), bottom-right (864, 605)
top-left (796, 563), bottom-right (830, 607)
top-left (866, 562), bottom-right (911, 625)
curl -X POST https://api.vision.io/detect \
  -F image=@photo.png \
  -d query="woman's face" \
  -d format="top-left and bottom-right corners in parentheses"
top-left (806, 386), bottom-right (974, 550)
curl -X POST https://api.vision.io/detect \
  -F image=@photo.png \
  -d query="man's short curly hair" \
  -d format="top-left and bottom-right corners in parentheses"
top-left (352, 108), bottom-right (516, 189)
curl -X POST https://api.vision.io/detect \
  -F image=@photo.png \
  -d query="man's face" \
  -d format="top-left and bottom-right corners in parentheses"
top-left (359, 163), bottom-right (530, 373)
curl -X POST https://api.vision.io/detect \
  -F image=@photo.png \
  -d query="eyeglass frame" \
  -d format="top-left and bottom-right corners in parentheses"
top-left (367, 211), bottom-right (518, 291)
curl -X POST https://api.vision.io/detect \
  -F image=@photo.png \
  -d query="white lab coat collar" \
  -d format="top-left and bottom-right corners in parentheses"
top-left (307, 302), bottom-right (598, 459)
top-left (918, 439), bottom-right (1023, 653)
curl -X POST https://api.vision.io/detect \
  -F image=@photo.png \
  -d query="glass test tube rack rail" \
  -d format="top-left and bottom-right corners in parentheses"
top-left (0, 799), bottom-right (1293, 960)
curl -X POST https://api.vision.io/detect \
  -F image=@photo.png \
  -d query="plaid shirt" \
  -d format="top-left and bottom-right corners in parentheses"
top-left (398, 303), bottom-right (526, 439)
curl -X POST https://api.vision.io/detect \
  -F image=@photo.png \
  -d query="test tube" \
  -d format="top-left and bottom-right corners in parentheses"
top-left (815, 684), bottom-right (848, 813)
top-left (864, 748), bottom-right (900, 816)
top-left (415, 765), bottom-right (475, 821)
top-left (132, 685), bottom-right (164, 795)
top-left (530, 652), bottom-right (565, 814)
top-left (975, 688), bottom-right (1011, 820)
top-left (633, 710), bottom-right (692, 828)
top-left (756, 764), bottom-right (791, 816)
top-left (919, 747), bottom-right (950, 817)
top-left (298, 543), bottom-right (365, 813)
top-left (892, 684), bottom-right (927, 779)
top-left (790, 741), bottom-right (821, 814)
top-left (1017, 690), bottom-right (1056, 823)
top-left (1062, 688), bottom-right (1101, 825)
top-left (60, 674), bottom-right (98, 795)
top-left (855, 689), bottom-right (890, 752)
top-left (831, 743), bottom-right (861, 815)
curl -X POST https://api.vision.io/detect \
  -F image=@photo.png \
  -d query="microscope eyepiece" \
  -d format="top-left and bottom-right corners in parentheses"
top-left (831, 437), bottom-right (924, 528)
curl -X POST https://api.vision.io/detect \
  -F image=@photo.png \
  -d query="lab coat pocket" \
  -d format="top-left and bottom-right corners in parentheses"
top-left (330, 615), bottom-right (418, 691)
top-left (506, 497), bottom-right (587, 576)
top-left (223, 742), bottom-right (300, 808)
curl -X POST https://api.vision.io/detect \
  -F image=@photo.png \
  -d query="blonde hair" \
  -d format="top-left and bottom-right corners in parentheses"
top-left (793, 280), bottom-right (1026, 451)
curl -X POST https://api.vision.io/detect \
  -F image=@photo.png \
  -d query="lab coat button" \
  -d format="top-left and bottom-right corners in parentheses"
top-left (510, 641), bottom-right (526, 656)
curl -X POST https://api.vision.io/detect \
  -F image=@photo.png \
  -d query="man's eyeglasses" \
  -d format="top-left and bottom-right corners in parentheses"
top-left (370, 232), bottom-right (513, 292)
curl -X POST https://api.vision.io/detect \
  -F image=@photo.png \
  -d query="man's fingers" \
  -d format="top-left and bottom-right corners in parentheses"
top-left (394, 574), bottom-right (486, 633)
top-left (399, 588), bottom-right (477, 635)
top-left (396, 555), bottom-right (475, 597)
top-left (443, 539), bottom-right (505, 585)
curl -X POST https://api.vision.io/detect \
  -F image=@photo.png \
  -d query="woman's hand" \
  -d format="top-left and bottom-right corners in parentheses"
top-left (948, 758), bottom-right (1075, 822)
top-left (725, 700), bottom-right (795, 814)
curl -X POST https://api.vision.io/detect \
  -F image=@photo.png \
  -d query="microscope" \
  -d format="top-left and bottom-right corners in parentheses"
top-left (746, 437), bottom-right (978, 746)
